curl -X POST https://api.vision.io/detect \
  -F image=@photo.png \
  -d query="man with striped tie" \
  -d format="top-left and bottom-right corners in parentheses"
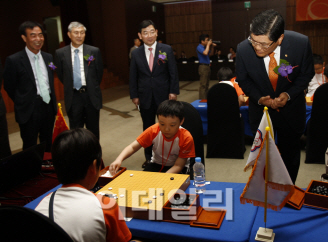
top-left (129, 20), bottom-right (179, 168)
top-left (3, 21), bottom-right (57, 151)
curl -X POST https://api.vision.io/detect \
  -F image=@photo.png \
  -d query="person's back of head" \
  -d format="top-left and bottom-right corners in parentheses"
top-left (52, 128), bottom-right (102, 185)
top-left (313, 54), bottom-right (323, 65)
top-left (199, 34), bottom-right (209, 43)
top-left (157, 100), bottom-right (184, 122)
top-left (217, 67), bottom-right (234, 81)
top-left (250, 9), bottom-right (285, 42)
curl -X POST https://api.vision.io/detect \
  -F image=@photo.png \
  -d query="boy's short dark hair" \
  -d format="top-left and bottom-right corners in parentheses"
top-left (199, 34), bottom-right (209, 43)
top-left (157, 100), bottom-right (184, 122)
top-left (217, 67), bottom-right (234, 81)
top-left (19, 21), bottom-right (44, 36)
top-left (250, 9), bottom-right (284, 42)
top-left (313, 54), bottom-right (323, 65)
top-left (324, 64), bottom-right (328, 78)
top-left (139, 20), bottom-right (156, 33)
top-left (51, 128), bottom-right (102, 185)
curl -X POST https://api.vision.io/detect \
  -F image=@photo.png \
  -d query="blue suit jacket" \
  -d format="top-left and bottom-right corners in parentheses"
top-left (236, 30), bottom-right (314, 134)
top-left (129, 43), bottom-right (179, 109)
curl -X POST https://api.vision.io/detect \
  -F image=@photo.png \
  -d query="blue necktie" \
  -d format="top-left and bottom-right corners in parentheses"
top-left (73, 49), bottom-right (82, 90)
top-left (34, 55), bottom-right (50, 104)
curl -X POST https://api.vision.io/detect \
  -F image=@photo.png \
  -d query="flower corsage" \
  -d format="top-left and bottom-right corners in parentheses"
top-left (84, 54), bottom-right (95, 66)
top-left (273, 59), bottom-right (298, 82)
top-left (48, 62), bottom-right (57, 70)
top-left (157, 51), bottom-right (168, 65)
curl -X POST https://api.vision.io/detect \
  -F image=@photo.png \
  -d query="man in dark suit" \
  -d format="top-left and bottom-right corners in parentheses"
top-left (55, 22), bottom-right (103, 140)
top-left (3, 21), bottom-right (57, 152)
top-left (0, 58), bottom-right (11, 159)
top-left (236, 9), bottom-right (314, 184)
top-left (129, 20), bottom-right (179, 167)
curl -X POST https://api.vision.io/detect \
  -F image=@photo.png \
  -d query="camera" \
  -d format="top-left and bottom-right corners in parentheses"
top-left (212, 40), bottom-right (221, 45)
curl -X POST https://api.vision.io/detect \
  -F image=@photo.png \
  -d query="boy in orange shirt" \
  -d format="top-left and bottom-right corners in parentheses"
top-left (217, 67), bottom-right (246, 106)
top-left (110, 100), bottom-right (195, 175)
top-left (36, 129), bottom-right (131, 242)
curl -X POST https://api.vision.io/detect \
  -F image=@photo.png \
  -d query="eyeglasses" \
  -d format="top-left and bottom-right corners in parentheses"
top-left (141, 30), bottom-right (156, 37)
top-left (248, 36), bottom-right (275, 50)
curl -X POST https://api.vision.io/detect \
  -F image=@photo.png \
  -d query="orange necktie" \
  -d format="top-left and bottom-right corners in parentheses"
top-left (269, 52), bottom-right (278, 91)
top-left (149, 48), bottom-right (154, 72)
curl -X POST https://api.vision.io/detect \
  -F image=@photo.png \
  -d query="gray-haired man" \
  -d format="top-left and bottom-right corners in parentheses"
top-left (55, 22), bottom-right (103, 139)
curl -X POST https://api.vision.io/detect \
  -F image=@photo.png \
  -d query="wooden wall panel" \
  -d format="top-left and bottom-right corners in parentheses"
top-left (164, 1), bottom-right (212, 59)
top-left (286, 0), bottom-right (328, 63)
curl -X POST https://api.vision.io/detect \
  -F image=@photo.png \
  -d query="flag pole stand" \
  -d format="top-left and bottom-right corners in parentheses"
top-left (255, 126), bottom-right (275, 242)
top-left (255, 227), bottom-right (275, 241)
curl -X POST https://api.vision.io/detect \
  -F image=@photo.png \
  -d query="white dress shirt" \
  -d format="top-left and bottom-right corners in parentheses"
top-left (25, 47), bottom-right (50, 95)
top-left (263, 46), bottom-right (281, 75)
top-left (144, 41), bottom-right (157, 65)
top-left (70, 43), bottom-right (86, 86)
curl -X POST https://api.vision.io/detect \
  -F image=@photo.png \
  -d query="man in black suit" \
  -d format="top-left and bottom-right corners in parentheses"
top-left (129, 20), bottom-right (179, 167)
top-left (55, 22), bottom-right (103, 139)
top-left (0, 58), bottom-right (11, 159)
top-left (3, 21), bottom-right (57, 152)
top-left (236, 9), bottom-right (314, 184)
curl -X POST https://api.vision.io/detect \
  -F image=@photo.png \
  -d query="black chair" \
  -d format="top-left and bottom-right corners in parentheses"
top-left (0, 206), bottom-right (73, 242)
top-left (305, 83), bottom-right (328, 164)
top-left (206, 83), bottom-right (245, 159)
top-left (181, 101), bottom-right (205, 180)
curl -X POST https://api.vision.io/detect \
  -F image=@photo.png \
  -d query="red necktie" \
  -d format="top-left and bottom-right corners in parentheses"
top-left (269, 52), bottom-right (278, 91)
top-left (149, 48), bottom-right (154, 72)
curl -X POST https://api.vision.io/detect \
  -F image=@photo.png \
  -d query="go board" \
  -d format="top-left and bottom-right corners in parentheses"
top-left (97, 170), bottom-right (190, 219)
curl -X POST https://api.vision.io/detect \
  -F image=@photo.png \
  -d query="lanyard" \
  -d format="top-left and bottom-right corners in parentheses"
top-left (159, 135), bottom-right (174, 172)
top-left (316, 72), bottom-right (326, 86)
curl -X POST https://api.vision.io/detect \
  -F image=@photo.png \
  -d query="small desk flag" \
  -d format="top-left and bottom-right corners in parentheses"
top-left (52, 103), bottom-right (69, 143)
top-left (240, 128), bottom-right (294, 211)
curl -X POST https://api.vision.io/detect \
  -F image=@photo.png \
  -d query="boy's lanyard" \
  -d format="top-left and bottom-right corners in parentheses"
top-left (159, 135), bottom-right (174, 172)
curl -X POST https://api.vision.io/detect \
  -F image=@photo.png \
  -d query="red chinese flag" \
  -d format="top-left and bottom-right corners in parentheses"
top-left (52, 103), bottom-right (69, 143)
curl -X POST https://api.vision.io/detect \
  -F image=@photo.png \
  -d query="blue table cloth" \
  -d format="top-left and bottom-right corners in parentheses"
top-left (190, 100), bottom-right (253, 137)
top-left (249, 206), bottom-right (328, 242)
top-left (25, 181), bottom-right (258, 242)
top-left (191, 100), bottom-right (313, 137)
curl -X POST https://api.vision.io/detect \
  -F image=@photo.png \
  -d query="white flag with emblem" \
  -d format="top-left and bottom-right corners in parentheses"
top-left (244, 110), bottom-right (273, 171)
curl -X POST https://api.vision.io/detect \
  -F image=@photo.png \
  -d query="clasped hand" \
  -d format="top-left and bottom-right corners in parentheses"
top-left (260, 93), bottom-right (288, 109)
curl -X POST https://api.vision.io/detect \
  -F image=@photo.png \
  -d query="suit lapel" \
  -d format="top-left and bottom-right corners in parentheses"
top-left (83, 44), bottom-right (89, 78)
top-left (152, 43), bottom-right (160, 73)
top-left (21, 50), bottom-right (36, 89)
top-left (277, 36), bottom-right (291, 92)
top-left (41, 52), bottom-right (51, 82)
top-left (64, 46), bottom-right (73, 80)
top-left (139, 45), bottom-right (150, 73)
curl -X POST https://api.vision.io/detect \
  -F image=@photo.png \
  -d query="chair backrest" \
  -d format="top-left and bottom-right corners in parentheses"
top-left (305, 83), bottom-right (328, 164)
top-left (181, 101), bottom-right (205, 179)
top-left (206, 83), bottom-right (245, 159)
top-left (0, 206), bottom-right (73, 242)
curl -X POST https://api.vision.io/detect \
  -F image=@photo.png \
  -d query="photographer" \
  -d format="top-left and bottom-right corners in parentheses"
top-left (196, 34), bottom-right (217, 99)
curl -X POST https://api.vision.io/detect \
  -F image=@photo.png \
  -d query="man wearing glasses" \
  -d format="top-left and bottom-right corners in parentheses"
top-left (236, 9), bottom-right (314, 184)
top-left (129, 20), bottom-right (179, 168)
